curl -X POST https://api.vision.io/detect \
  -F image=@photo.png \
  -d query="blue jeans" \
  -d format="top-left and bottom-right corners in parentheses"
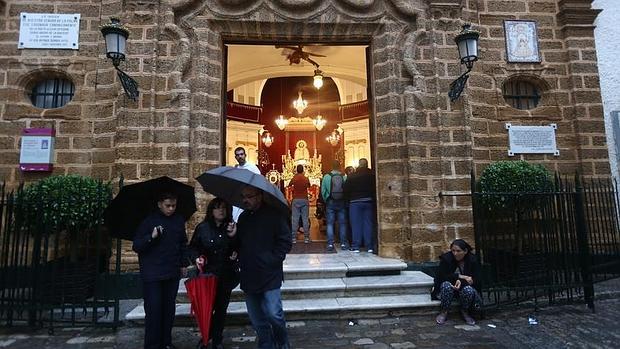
top-left (326, 199), bottom-right (347, 246)
top-left (349, 200), bottom-right (375, 250)
top-left (291, 198), bottom-right (310, 240)
top-left (245, 288), bottom-right (289, 349)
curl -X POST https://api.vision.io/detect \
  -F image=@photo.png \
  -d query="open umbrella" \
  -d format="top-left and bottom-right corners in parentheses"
top-left (103, 176), bottom-right (197, 240)
top-left (185, 264), bottom-right (218, 347)
top-left (196, 166), bottom-right (289, 213)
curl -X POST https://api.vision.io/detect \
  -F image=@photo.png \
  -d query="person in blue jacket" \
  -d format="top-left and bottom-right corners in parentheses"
top-left (133, 192), bottom-right (190, 349)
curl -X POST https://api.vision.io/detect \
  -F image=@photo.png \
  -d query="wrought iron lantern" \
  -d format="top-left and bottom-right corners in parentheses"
top-left (449, 24), bottom-right (480, 102)
top-left (100, 17), bottom-right (139, 101)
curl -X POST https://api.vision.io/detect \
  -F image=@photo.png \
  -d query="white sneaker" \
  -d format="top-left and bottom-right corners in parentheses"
top-left (367, 249), bottom-right (374, 254)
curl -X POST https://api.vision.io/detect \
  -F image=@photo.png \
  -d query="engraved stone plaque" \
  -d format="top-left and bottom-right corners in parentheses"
top-left (506, 123), bottom-right (559, 156)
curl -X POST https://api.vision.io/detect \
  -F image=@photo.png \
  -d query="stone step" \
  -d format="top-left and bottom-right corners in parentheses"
top-left (281, 252), bottom-right (407, 280)
top-left (177, 271), bottom-right (433, 302)
top-left (125, 293), bottom-right (440, 324)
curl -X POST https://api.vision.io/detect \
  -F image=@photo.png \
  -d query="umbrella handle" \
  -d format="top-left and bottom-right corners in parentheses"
top-left (196, 255), bottom-right (206, 274)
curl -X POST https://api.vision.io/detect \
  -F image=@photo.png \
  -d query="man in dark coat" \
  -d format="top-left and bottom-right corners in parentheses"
top-left (343, 158), bottom-right (376, 253)
top-left (228, 185), bottom-right (292, 349)
top-left (133, 192), bottom-right (190, 349)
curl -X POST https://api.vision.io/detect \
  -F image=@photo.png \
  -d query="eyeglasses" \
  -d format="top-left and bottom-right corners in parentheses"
top-left (241, 193), bottom-right (260, 200)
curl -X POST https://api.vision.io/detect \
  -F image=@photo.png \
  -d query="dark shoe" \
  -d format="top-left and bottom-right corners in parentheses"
top-left (461, 310), bottom-right (476, 325)
top-left (304, 237), bottom-right (311, 244)
top-left (327, 244), bottom-right (335, 251)
top-left (436, 311), bottom-right (448, 325)
top-left (213, 343), bottom-right (225, 349)
top-left (350, 248), bottom-right (360, 253)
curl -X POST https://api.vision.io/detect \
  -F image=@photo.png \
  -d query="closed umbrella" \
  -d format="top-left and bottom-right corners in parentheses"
top-left (185, 263), bottom-right (218, 347)
top-left (196, 166), bottom-right (289, 213)
top-left (103, 176), bottom-right (197, 240)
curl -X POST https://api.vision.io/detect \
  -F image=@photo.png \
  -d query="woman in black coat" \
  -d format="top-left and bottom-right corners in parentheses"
top-left (431, 239), bottom-right (482, 325)
top-left (190, 198), bottom-right (240, 349)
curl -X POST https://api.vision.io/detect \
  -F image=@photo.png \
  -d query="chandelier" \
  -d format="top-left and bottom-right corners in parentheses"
top-left (274, 79), bottom-right (288, 130)
top-left (275, 115), bottom-right (288, 130)
top-left (293, 91), bottom-right (308, 114)
top-left (261, 131), bottom-right (274, 147)
top-left (313, 115), bottom-right (326, 131)
top-left (326, 130), bottom-right (341, 146)
top-left (313, 68), bottom-right (324, 89)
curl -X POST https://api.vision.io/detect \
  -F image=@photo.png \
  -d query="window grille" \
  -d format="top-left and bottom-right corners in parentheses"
top-left (503, 80), bottom-right (540, 110)
top-left (30, 78), bottom-right (75, 109)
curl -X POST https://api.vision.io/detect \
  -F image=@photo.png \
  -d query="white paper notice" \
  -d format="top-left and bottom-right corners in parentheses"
top-left (506, 124), bottom-right (559, 156)
top-left (18, 13), bottom-right (80, 49)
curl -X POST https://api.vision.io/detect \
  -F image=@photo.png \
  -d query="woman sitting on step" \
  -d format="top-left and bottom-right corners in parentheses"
top-left (190, 198), bottom-right (240, 349)
top-left (431, 239), bottom-right (482, 325)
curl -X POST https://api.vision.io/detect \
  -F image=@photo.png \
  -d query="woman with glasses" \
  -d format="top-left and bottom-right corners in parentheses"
top-left (190, 198), bottom-right (240, 349)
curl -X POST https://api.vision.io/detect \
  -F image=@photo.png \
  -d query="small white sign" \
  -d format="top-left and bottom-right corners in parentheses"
top-left (506, 123), bottom-right (559, 156)
top-left (20, 136), bottom-right (54, 164)
top-left (18, 13), bottom-right (80, 49)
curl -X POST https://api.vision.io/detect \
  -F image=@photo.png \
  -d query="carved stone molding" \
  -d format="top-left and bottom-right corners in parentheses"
top-left (558, 0), bottom-right (601, 27)
top-left (427, 0), bottom-right (462, 19)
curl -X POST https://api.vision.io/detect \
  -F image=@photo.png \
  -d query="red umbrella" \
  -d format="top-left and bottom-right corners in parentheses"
top-left (185, 261), bottom-right (218, 346)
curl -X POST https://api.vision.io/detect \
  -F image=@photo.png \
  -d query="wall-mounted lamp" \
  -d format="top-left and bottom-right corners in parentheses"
top-left (100, 17), bottom-right (139, 101)
top-left (448, 24), bottom-right (480, 102)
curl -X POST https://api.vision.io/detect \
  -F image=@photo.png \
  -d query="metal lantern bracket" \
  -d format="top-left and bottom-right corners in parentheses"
top-left (116, 67), bottom-right (139, 101)
top-left (448, 68), bottom-right (471, 102)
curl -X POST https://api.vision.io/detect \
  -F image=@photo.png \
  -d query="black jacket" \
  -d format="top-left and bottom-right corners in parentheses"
top-left (431, 251), bottom-right (481, 300)
top-left (233, 204), bottom-right (292, 294)
top-left (343, 167), bottom-right (376, 201)
top-left (132, 211), bottom-right (190, 282)
top-left (189, 220), bottom-right (238, 278)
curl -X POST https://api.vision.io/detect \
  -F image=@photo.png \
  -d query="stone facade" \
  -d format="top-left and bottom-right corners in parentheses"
top-left (0, 0), bottom-right (609, 267)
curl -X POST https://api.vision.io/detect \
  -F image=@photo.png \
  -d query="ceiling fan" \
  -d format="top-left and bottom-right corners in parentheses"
top-left (276, 45), bottom-right (326, 68)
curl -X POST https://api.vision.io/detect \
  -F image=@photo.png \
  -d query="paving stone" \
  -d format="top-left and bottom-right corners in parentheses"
top-left (353, 338), bottom-right (374, 345)
top-left (390, 342), bottom-right (416, 348)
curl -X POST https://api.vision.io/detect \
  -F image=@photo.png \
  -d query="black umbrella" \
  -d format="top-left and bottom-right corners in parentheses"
top-left (104, 176), bottom-right (197, 240)
top-left (196, 166), bottom-right (289, 213)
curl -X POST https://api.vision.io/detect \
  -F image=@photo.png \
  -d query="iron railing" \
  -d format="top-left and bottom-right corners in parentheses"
top-left (0, 181), bottom-right (122, 332)
top-left (470, 173), bottom-right (620, 311)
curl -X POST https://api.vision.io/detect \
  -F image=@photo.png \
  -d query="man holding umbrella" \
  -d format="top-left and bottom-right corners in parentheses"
top-left (227, 185), bottom-right (292, 349)
top-left (196, 166), bottom-right (292, 349)
top-left (133, 192), bottom-right (191, 349)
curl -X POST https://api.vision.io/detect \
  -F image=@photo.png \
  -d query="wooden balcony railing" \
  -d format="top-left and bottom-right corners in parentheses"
top-left (339, 100), bottom-right (369, 120)
top-left (227, 101), bottom-right (262, 122)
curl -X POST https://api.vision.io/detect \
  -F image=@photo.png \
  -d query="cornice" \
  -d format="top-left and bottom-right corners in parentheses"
top-left (557, 0), bottom-right (601, 27)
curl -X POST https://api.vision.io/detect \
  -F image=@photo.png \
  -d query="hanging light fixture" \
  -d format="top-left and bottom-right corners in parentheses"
top-left (313, 68), bottom-right (324, 89)
top-left (293, 90), bottom-right (308, 114)
top-left (100, 17), bottom-right (139, 101)
top-left (449, 24), bottom-right (480, 102)
top-left (326, 130), bottom-right (341, 147)
top-left (261, 131), bottom-right (274, 147)
top-left (313, 87), bottom-right (326, 130)
top-left (274, 78), bottom-right (288, 130)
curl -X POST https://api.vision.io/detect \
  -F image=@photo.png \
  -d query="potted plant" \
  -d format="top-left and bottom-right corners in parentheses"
top-left (15, 175), bottom-right (112, 303)
top-left (476, 161), bottom-right (553, 285)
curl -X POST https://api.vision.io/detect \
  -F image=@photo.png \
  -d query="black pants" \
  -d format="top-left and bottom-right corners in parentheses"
top-left (210, 271), bottom-right (240, 345)
top-left (143, 278), bottom-right (179, 349)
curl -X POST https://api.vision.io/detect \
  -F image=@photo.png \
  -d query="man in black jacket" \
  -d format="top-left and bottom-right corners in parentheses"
top-left (343, 158), bottom-right (376, 253)
top-left (227, 186), bottom-right (292, 349)
top-left (133, 192), bottom-right (190, 349)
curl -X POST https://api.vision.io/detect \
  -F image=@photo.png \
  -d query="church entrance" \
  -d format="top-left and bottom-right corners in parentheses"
top-left (224, 43), bottom-right (374, 244)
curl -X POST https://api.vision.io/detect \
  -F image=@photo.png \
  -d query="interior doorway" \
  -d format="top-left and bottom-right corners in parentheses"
top-left (224, 43), bottom-right (373, 243)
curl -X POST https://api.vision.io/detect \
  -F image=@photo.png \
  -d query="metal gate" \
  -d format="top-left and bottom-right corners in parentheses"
top-left (0, 182), bottom-right (122, 331)
top-left (471, 174), bottom-right (620, 311)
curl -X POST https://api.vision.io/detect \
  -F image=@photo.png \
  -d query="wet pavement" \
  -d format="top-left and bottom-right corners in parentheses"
top-left (1, 279), bottom-right (619, 348)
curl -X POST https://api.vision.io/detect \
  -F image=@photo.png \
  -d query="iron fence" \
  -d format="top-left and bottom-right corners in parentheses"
top-left (0, 181), bottom-right (122, 332)
top-left (471, 173), bottom-right (620, 311)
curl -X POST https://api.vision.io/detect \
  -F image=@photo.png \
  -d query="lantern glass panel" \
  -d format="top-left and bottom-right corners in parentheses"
top-left (105, 32), bottom-right (126, 60)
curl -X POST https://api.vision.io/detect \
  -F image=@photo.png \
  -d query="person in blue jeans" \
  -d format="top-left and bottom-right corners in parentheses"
top-left (228, 186), bottom-right (292, 349)
top-left (344, 158), bottom-right (376, 253)
top-left (320, 160), bottom-right (348, 251)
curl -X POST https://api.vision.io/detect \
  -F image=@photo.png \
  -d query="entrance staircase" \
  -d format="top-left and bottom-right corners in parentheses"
top-left (125, 250), bottom-right (439, 324)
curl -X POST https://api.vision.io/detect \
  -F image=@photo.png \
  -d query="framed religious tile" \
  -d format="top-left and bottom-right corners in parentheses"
top-left (504, 20), bottom-right (541, 63)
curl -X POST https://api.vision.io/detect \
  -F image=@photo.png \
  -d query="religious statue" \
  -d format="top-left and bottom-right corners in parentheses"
top-left (294, 140), bottom-right (310, 162)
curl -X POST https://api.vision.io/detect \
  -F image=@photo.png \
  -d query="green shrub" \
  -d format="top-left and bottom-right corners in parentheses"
top-left (17, 175), bottom-right (112, 231)
top-left (478, 161), bottom-right (553, 211)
